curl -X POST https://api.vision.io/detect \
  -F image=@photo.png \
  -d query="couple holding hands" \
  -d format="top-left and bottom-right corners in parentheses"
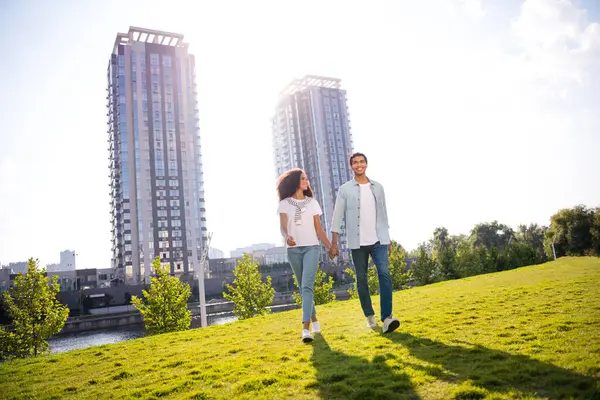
top-left (277, 152), bottom-right (400, 343)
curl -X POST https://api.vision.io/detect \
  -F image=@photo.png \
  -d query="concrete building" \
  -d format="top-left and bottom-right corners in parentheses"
top-left (208, 247), bottom-right (225, 260)
top-left (60, 250), bottom-right (77, 270)
top-left (230, 243), bottom-right (276, 258)
top-left (0, 267), bottom-right (12, 292)
top-left (47, 250), bottom-right (77, 273)
top-left (264, 246), bottom-right (287, 265)
top-left (46, 263), bottom-right (60, 272)
top-left (3, 261), bottom-right (28, 275)
top-left (97, 268), bottom-right (115, 288)
top-left (107, 27), bottom-right (207, 284)
top-left (47, 270), bottom-right (77, 292)
top-left (271, 75), bottom-right (354, 260)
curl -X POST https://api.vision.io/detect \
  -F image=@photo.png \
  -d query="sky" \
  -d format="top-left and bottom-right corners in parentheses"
top-left (0, 0), bottom-right (599, 268)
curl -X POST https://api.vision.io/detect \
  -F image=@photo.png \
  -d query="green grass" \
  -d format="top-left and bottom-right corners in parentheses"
top-left (1, 257), bottom-right (599, 399)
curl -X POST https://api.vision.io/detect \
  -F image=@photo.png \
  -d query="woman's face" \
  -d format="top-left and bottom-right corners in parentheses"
top-left (299, 173), bottom-right (310, 191)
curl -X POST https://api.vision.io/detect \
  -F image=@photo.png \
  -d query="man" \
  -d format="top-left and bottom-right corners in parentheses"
top-left (329, 152), bottom-right (400, 334)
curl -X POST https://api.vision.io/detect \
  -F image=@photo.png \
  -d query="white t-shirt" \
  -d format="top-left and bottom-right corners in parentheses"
top-left (278, 197), bottom-right (323, 247)
top-left (359, 183), bottom-right (379, 246)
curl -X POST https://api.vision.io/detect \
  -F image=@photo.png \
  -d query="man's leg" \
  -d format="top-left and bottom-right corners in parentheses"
top-left (351, 247), bottom-right (375, 318)
top-left (371, 243), bottom-right (400, 333)
top-left (370, 243), bottom-right (393, 321)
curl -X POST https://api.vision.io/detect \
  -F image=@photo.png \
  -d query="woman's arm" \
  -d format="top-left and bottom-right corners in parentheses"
top-left (314, 215), bottom-right (332, 250)
top-left (280, 213), bottom-right (295, 246)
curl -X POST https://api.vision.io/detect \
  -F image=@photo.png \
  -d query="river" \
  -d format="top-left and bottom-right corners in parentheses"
top-left (48, 314), bottom-right (238, 354)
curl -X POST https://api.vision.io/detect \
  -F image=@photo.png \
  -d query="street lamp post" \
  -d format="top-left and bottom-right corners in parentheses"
top-left (197, 232), bottom-right (212, 328)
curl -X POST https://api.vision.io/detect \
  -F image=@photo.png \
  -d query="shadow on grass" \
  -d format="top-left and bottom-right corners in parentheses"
top-left (311, 335), bottom-right (420, 400)
top-left (383, 332), bottom-right (599, 400)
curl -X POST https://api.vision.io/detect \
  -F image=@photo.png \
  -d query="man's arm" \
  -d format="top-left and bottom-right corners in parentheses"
top-left (380, 184), bottom-right (390, 229)
top-left (330, 187), bottom-right (346, 255)
top-left (380, 184), bottom-right (392, 256)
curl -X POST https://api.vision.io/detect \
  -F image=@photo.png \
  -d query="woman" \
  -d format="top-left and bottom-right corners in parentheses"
top-left (277, 168), bottom-right (332, 343)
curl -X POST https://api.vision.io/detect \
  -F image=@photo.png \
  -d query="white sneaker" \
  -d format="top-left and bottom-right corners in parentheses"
top-left (302, 329), bottom-right (314, 343)
top-left (383, 317), bottom-right (400, 334)
top-left (366, 315), bottom-right (378, 329)
top-left (311, 321), bottom-right (321, 334)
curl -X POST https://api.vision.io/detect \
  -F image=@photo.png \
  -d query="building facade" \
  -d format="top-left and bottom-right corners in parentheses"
top-left (208, 247), bottom-right (225, 260)
top-left (107, 27), bottom-right (207, 284)
top-left (230, 243), bottom-right (276, 258)
top-left (271, 76), bottom-right (354, 259)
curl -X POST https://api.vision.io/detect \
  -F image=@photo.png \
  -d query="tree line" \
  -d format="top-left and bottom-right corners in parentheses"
top-left (408, 205), bottom-right (600, 286)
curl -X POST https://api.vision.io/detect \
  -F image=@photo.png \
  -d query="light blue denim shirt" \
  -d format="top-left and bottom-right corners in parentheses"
top-left (331, 178), bottom-right (391, 250)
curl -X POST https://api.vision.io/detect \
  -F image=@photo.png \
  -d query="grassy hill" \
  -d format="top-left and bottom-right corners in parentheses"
top-left (1, 257), bottom-right (599, 400)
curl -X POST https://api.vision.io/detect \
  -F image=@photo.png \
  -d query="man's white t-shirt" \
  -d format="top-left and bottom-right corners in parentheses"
top-left (359, 183), bottom-right (379, 246)
top-left (278, 197), bottom-right (323, 247)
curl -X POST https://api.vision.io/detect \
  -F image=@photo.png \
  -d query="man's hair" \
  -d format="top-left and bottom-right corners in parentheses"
top-left (349, 152), bottom-right (368, 165)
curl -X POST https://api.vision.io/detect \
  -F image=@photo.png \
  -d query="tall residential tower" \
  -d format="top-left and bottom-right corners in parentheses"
top-left (272, 76), bottom-right (354, 259)
top-left (107, 27), bottom-right (207, 284)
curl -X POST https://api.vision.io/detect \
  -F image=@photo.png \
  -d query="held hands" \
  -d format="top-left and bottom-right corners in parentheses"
top-left (328, 245), bottom-right (340, 260)
top-left (286, 236), bottom-right (297, 247)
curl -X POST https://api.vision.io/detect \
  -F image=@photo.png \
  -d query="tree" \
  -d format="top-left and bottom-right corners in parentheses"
top-left (131, 256), bottom-right (192, 335)
top-left (516, 223), bottom-right (548, 264)
top-left (0, 258), bottom-right (69, 359)
top-left (455, 237), bottom-right (481, 278)
top-left (410, 244), bottom-right (438, 286)
top-left (430, 228), bottom-right (459, 280)
top-left (591, 207), bottom-right (600, 256)
top-left (388, 241), bottom-right (412, 290)
top-left (292, 267), bottom-right (336, 306)
top-left (544, 205), bottom-right (595, 258)
top-left (471, 221), bottom-right (514, 250)
top-left (223, 254), bottom-right (275, 320)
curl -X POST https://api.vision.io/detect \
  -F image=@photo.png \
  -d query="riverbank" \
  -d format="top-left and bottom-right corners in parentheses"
top-left (48, 314), bottom-right (238, 354)
top-left (59, 289), bottom-right (350, 334)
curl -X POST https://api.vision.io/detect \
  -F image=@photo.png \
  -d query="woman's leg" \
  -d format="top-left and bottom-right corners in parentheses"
top-left (287, 247), bottom-right (306, 327)
top-left (301, 246), bottom-right (320, 327)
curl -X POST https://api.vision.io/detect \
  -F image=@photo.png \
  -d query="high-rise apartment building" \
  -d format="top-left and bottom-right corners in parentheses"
top-left (107, 27), bottom-right (207, 284)
top-left (272, 76), bottom-right (354, 259)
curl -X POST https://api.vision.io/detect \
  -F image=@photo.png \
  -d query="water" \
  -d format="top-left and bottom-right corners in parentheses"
top-left (48, 315), bottom-right (238, 354)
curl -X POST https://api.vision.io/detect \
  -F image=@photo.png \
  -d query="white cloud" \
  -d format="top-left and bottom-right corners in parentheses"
top-left (511, 0), bottom-right (600, 89)
top-left (457, 0), bottom-right (487, 18)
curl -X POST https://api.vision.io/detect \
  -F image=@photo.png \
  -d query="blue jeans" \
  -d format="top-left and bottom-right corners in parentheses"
top-left (287, 245), bottom-right (320, 323)
top-left (351, 242), bottom-right (393, 321)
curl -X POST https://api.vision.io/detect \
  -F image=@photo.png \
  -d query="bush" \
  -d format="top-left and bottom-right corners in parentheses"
top-left (292, 267), bottom-right (336, 306)
top-left (1, 258), bottom-right (69, 359)
top-left (223, 254), bottom-right (275, 320)
top-left (344, 268), bottom-right (359, 299)
top-left (388, 241), bottom-right (412, 290)
top-left (131, 256), bottom-right (192, 335)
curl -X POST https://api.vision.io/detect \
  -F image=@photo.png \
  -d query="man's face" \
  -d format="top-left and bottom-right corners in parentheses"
top-left (351, 156), bottom-right (367, 176)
